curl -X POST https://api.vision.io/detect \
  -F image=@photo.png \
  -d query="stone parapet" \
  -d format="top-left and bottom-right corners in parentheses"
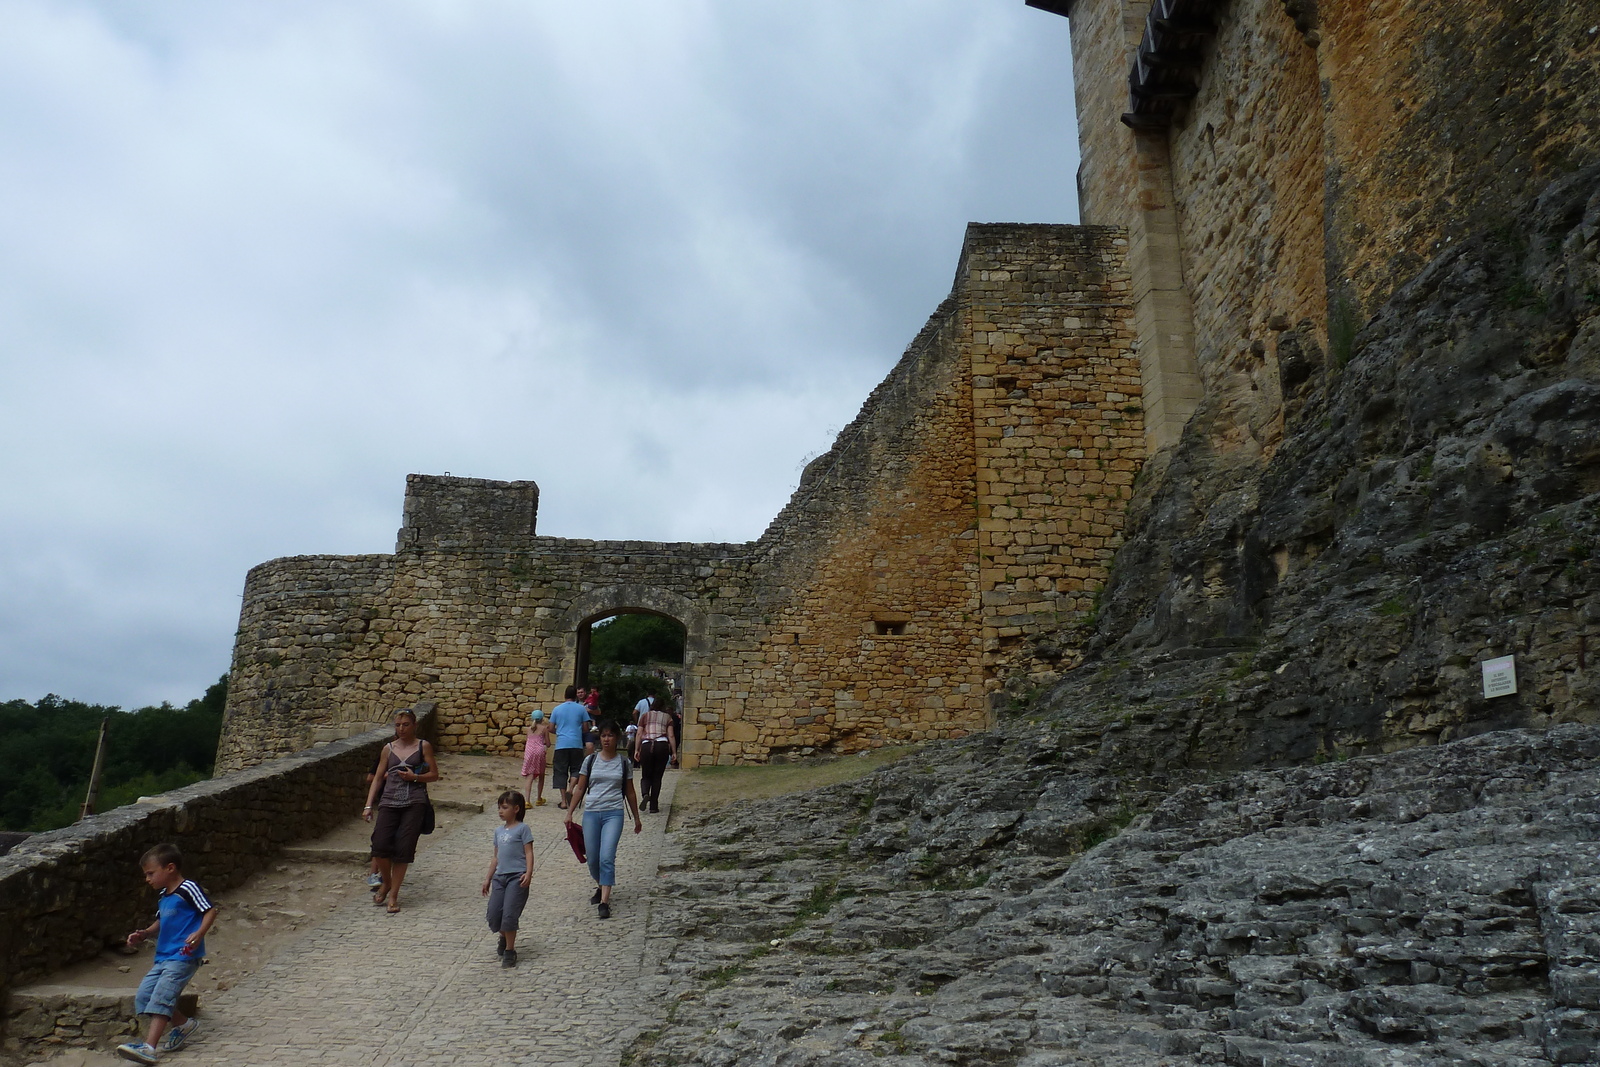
top-left (0, 709), bottom-right (429, 1004)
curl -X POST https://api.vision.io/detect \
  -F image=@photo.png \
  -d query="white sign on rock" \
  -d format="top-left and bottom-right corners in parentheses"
top-left (1481, 655), bottom-right (1518, 699)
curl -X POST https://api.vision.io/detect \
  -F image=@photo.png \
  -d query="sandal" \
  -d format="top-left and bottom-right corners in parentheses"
top-left (386, 901), bottom-right (401, 914)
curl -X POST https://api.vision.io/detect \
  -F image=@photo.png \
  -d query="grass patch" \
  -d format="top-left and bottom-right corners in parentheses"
top-left (1375, 598), bottom-right (1410, 617)
top-left (928, 869), bottom-right (991, 892)
top-left (875, 1023), bottom-right (909, 1057)
top-left (790, 879), bottom-right (844, 926)
top-left (671, 747), bottom-right (916, 824)
top-left (704, 944), bottom-right (772, 989)
top-left (1329, 293), bottom-right (1359, 367)
top-left (1080, 804), bottom-right (1141, 851)
top-left (620, 1030), bottom-right (660, 1066)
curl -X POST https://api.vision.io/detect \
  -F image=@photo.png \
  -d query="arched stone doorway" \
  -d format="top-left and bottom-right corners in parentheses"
top-left (560, 585), bottom-right (711, 730)
top-left (572, 614), bottom-right (684, 687)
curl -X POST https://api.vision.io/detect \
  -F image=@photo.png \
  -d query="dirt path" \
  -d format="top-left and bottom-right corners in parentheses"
top-left (18, 753), bottom-right (680, 1067)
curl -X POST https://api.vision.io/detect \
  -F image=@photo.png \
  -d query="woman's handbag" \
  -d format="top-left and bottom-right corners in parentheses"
top-left (421, 801), bottom-right (436, 835)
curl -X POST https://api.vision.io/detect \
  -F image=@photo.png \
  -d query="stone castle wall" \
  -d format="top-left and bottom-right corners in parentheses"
top-left (965, 227), bottom-right (1143, 686)
top-left (1055, 0), bottom-right (1599, 456)
top-left (220, 529), bottom-right (747, 770)
top-left (220, 225), bottom-right (1143, 771)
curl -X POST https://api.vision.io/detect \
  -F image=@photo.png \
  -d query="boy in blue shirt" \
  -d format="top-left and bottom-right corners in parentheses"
top-left (550, 685), bottom-right (593, 810)
top-left (117, 843), bottom-right (217, 1064)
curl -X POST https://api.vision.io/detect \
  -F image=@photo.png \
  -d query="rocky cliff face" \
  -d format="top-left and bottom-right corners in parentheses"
top-left (1071, 163), bottom-right (1600, 770)
top-left (639, 725), bottom-right (1600, 1066)
top-left (631, 170), bottom-right (1600, 1066)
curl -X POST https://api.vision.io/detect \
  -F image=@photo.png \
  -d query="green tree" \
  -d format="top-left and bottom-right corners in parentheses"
top-left (588, 613), bottom-right (685, 666)
top-left (0, 674), bottom-right (227, 832)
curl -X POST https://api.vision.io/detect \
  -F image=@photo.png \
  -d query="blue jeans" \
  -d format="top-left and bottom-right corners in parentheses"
top-left (583, 808), bottom-right (624, 887)
top-left (135, 957), bottom-right (200, 1018)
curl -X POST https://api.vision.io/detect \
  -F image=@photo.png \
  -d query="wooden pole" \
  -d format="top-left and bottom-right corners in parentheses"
top-left (79, 718), bottom-right (110, 819)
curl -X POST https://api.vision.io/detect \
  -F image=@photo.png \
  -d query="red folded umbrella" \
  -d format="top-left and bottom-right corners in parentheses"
top-left (565, 822), bottom-right (587, 863)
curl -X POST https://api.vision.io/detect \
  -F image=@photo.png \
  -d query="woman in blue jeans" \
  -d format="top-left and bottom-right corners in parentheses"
top-left (564, 721), bottom-right (642, 919)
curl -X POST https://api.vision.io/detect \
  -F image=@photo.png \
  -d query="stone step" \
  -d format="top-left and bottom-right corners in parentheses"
top-left (280, 846), bottom-right (370, 864)
top-left (279, 800), bottom-right (482, 865)
top-left (4, 985), bottom-right (199, 1049)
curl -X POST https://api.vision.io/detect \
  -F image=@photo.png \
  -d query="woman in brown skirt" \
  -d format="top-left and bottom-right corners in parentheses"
top-left (362, 709), bottom-right (439, 913)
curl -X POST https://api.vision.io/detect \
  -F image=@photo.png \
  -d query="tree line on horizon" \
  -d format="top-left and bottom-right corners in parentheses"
top-left (2, 675), bottom-right (227, 833)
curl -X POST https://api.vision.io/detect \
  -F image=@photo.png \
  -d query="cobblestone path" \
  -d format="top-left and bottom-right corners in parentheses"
top-left (172, 771), bottom-right (681, 1067)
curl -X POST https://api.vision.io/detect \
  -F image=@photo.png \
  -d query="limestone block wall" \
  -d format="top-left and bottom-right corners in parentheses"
top-left (219, 554), bottom-right (397, 769)
top-left (1066, 0), bottom-right (1202, 450)
top-left (966, 226), bottom-right (1143, 686)
top-left (1316, 0), bottom-right (1600, 320)
top-left (220, 224), bottom-right (1143, 770)
top-left (725, 290), bottom-right (985, 761)
top-left (0, 716), bottom-right (422, 1003)
top-left (397, 474), bottom-right (539, 551)
top-left (1056, 0), bottom-right (1600, 455)
top-left (1165, 0), bottom-right (1326, 400)
top-left (221, 537), bottom-right (748, 769)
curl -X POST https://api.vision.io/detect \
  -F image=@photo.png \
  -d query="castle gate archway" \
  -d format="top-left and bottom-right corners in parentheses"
top-left (561, 585), bottom-right (710, 720)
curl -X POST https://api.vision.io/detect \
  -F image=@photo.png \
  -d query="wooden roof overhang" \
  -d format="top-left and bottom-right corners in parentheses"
top-left (1123, 0), bottom-right (1220, 128)
top-left (1025, 0), bottom-right (1220, 131)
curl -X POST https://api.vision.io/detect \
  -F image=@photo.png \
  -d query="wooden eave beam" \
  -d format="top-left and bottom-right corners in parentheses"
top-left (1024, 0), bottom-right (1074, 17)
top-left (1125, 0), bottom-right (1219, 129)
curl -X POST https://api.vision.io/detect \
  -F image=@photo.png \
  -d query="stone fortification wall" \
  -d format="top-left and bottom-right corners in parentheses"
top-left (734, 281), bottom-right (985, 757)
top-left (397, 474), bottom-right (539, 551)
top-left (0, 714), bottom-right (423, 1002)
top-left (221, 535), bottom-right (749, 769)
top-left (1317, 0), bottom-right (1600, 325)
top-left (1056, 0), bottom-right (1599, 459)
top-left (1166, 0), bottom-right (1326, 420)
top-left (219, 554), bottom-right (397, 769)
top-left (220, 225), bottom-right (1142, 770)
top-left (965, 225), bottom-right (1143, 688)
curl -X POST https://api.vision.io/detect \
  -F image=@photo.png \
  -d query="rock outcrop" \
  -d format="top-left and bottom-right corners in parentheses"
top-left (1055, 163), bottom-right (1600, 770)
top-left (640, 724), bottom-right (1600, 1066)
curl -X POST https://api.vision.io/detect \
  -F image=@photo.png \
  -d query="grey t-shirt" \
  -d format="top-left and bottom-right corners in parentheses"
top-left (494, 821), bottom-right (534, 874)
top-left (582, 753), bottom-right (632, 812)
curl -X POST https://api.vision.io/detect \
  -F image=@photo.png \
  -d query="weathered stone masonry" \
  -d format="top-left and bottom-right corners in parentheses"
top-left (1042, 0), bottom-right (1599, 459)
top-left (219, 225), bottom-right (1144, 771)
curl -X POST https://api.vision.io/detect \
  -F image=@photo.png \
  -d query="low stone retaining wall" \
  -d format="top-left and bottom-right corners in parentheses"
top-left (0, 705), bottom-right (433, 1024)
top-left (6, 986), bottom-right (199, 1051)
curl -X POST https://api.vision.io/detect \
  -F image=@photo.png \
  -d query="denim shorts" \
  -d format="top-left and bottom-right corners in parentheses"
top-left (135, 957), bottom-right (201, 1018)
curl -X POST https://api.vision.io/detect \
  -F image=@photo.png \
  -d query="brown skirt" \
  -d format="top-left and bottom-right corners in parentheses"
top-left (370, 803), bottom-right (428, 864)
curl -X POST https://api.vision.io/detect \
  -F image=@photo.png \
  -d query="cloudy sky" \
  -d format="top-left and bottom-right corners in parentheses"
top-left (0, 1), bottom-right (1079, 708)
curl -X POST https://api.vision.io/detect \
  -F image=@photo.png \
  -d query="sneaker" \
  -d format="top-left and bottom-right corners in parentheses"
top-left (115, 1042), bottom-right (160, 1065)
top-left (160, 1018), bottom-right (198, 1052)
top-left (502, 948), bottom-right (518, 968)
top-left (366, 872), bottom-right (382, 887)
top-left (598, 902), bottom-right (611, 920)
top-left (535, 797), bottom-right (547, 806)
top-left (496, 934), bottom-right (506, 958)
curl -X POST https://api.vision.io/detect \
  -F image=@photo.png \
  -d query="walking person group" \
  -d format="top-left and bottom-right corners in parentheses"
top-left (111, 692), bottom-right (676, 1059)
